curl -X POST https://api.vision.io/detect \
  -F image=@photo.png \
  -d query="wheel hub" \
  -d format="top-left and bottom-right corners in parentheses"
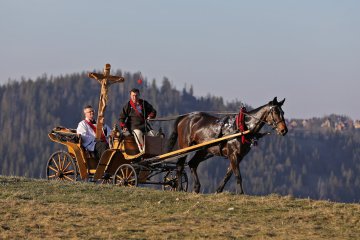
top-left (58, 171), bottom-right (64, 178)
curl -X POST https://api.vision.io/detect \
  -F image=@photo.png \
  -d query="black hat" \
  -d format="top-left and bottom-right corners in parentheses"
top-left (130, 88), bottom-right (140, 94)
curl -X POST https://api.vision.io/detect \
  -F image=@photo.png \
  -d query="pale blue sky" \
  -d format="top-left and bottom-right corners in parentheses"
top-left (1, 1), bottom-right (359, 119)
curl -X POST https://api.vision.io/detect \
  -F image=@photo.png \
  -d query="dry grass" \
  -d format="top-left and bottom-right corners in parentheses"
top-left (1, 176), bottom-right (359, 239)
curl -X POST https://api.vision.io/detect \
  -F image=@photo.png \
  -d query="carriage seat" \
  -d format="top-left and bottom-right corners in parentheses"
top-left (51, 126), bottom-right (80, 143)
top-left (144, 135), bottom-right (166, 156)
top-left (123, 135), bottom-right (141, 155)
top-left (119, 129), bottom-right (166, 157)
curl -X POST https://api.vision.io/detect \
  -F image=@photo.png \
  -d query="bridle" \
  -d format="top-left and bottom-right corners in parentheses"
top-left (267, 105), bottom-right (286, 130)
top-left (239, 105), bottom-right (285, 132)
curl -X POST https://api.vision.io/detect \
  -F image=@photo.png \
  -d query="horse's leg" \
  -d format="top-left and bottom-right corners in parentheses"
top-left (230, 155), bottom-right (244, 194)
top-left (188, 151), bottom-right (207, 193)
top-left (176, 156), bottom-right (186, 191)
top-left (216, 166), bottom-right (233, 193)
top-left (189, 161), bottom-right (201, 193)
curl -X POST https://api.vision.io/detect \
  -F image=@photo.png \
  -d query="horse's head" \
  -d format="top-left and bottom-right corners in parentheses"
top-left (265, 97), bottom-right (288, 136)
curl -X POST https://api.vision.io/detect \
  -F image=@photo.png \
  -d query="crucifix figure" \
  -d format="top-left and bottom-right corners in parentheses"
top-left (88, 63), bottom-right (125, 140)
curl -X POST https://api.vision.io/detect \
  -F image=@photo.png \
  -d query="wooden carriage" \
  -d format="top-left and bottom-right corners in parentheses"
top-left (46, 126), bottom-right (188, 190)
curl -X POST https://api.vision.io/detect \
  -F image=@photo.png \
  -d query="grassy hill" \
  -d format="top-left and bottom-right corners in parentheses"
top-left (1, 176), bottom-right (359, 239)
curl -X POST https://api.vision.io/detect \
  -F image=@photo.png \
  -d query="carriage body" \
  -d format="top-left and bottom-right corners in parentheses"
top-left (47, 127), bottom-right (128, 182)
top-left (46, 126), bottom-right (188, 190)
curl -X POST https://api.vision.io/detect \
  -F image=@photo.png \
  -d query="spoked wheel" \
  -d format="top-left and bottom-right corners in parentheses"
top-left (46, 151), bottom-right (78, 181)
top-left (162, 170), bottom-right (188, 192)
top-left (113, 164), bottom-right (138, 187)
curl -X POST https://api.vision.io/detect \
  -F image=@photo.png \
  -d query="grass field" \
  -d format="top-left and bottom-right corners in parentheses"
top-left (0, 176), bottom-right (359, 239)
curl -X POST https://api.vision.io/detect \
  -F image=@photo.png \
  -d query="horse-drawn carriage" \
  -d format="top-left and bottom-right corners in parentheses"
top-left (46, 104), bottom-right (287, 194)
top-left (46, 122), bottom-right (252, 191)
top-left (46, 64), bottom-right (288, 194)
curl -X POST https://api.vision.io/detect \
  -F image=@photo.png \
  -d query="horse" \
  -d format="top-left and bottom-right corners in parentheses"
top-left (167, 97), bottom-right (288, 194)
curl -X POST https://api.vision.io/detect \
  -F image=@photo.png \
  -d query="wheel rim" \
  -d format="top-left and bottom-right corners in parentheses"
top-left (46, 151), bottom-right (77, 181)
top-left (113, 164), bottom-right (138, 187)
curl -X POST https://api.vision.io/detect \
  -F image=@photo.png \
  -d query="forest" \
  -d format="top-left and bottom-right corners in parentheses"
top-left (0, 71), bottom-right (359, 203)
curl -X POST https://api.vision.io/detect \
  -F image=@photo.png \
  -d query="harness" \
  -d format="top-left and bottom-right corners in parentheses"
top-left (216, 111), bottom-right (250, 156)
top-left (235, 107), bottom-right (250, 144)
top-left (216, 105), bottom-right (285, 154)
top-left (215, 116), bottom-right (230, 156)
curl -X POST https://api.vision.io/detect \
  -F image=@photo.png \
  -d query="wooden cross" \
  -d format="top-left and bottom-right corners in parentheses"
top-left (88, 63), bottom-right (125, 140)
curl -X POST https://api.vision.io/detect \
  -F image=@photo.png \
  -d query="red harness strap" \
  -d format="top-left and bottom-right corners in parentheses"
top-left (129, 99), bottom-right (145, 122)
top-left (235, 107), bottom-right (249, 144)
top-left (85, 120), bottom-right (107, 143)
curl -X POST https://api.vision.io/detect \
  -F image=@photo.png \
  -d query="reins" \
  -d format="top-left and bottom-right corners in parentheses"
top-left (146, 113), bottom-right (190, 121)
top-left (147, 111), bottom-right (241, 122)
top-left (147, 107), bottom-right (285, 132)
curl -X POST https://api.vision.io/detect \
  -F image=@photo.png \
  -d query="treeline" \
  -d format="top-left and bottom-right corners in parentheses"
top-left (0, 71), bottom-right (359, 203)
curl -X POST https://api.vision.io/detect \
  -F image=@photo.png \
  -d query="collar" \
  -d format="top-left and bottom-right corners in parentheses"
top-left (130, 99), bottom-right (143, 105)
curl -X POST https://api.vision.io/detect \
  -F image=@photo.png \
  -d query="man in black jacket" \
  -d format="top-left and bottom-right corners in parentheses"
top-left (119, 88), bottom-right (157, 151)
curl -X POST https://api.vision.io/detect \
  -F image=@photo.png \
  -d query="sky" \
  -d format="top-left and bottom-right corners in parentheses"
top-left (1, 0), bottom-right (359, 120)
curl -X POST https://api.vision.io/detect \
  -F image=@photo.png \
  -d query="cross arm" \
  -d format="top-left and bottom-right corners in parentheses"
top-left (88, 72), bottom-right (104, 83)
top-left (108, 75), bottom-right (125, 85)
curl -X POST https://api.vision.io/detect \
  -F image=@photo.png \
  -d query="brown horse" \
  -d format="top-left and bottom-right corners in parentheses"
top-left (167, 97), bottom-right (288, 194)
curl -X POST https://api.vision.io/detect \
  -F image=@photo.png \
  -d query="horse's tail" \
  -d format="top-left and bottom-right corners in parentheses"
top-left (166, 114), bottom-right (187, 152)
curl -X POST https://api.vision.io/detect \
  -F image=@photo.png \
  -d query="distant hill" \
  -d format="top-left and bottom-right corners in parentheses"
top-left (0, 71), bottom-right (359, 202)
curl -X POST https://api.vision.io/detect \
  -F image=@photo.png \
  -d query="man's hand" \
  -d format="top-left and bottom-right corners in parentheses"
top-left (148, 112), bottom-right (156, 119)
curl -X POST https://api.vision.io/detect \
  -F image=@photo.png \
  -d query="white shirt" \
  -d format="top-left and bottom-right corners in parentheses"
top-left (76, 119), bottom-right (111, 151)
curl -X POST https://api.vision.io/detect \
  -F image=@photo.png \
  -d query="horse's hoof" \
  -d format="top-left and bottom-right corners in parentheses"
top-left (192, 189), bottom-right (200, 194)
top-left (235, 190), bottom-right (244, 195)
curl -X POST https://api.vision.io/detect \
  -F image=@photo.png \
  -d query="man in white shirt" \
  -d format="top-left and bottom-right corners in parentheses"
top-left (77, 105), bottom-right (111, 161)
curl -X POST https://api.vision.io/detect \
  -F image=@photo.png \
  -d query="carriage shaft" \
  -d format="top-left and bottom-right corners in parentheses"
top-left (144, 130), bottom-right (250, 164)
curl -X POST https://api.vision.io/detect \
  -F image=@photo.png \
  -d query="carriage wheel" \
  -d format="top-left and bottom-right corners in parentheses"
top-left (46, 151), bottom-right (78, 181)
top-left (113, 164), bottom-right (138, 187)
top-left (162, 170), bottom-right (188, 192)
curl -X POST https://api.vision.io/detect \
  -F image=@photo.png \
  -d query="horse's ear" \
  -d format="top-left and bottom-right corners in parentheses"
top-left (272, 97), bottom-right (278, 104)
top-left (279, 98), bottom-right (285, 106)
